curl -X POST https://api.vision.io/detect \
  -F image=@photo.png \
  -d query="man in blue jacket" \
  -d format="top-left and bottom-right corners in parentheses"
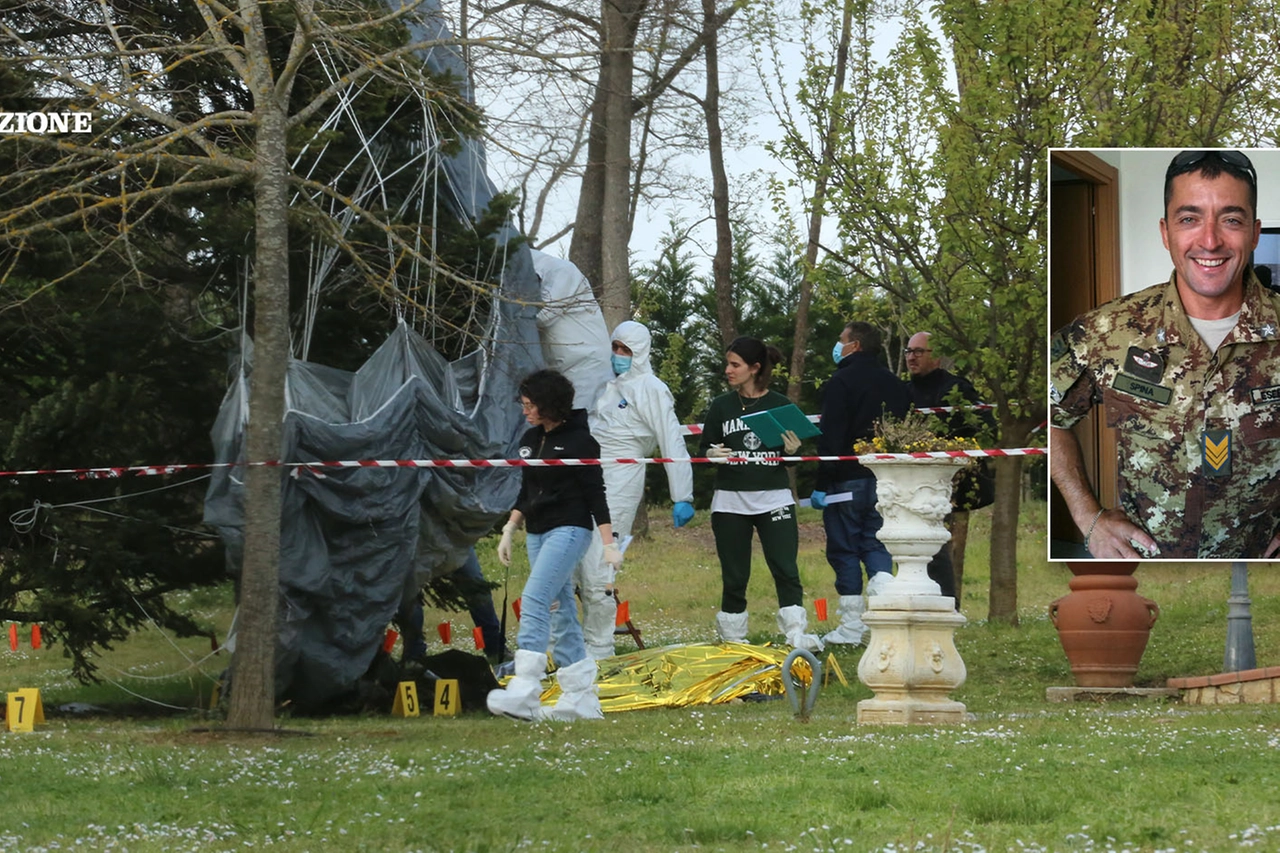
top-left (810, 321), bottom-right (910, 645)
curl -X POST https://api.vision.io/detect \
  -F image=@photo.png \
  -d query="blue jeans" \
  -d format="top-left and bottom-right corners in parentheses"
top-left (519, 526), bottom-right (592, 665)
top-left (823, 478), bottom-right (893, 595)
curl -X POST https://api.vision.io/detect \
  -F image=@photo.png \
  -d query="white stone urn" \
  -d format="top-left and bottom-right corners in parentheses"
top-left (862, 457), bottom-right (969, 599)
top-left (855, 456), bottom-right (969, 725)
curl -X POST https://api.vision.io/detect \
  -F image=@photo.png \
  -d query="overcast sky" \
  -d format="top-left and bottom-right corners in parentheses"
top-left (473, 7), bottom-right (937, 275)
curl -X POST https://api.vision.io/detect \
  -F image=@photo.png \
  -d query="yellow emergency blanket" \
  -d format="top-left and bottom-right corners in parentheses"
top-left (542, 642), bottom-right (814, 713)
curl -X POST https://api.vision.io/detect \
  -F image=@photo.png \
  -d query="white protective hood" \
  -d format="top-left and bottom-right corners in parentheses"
top-left (591, 320), bottom-right (694, 503)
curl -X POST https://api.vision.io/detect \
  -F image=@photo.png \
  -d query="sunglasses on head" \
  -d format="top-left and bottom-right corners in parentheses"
top-left (1166, 150), bottom-right (1257, 187)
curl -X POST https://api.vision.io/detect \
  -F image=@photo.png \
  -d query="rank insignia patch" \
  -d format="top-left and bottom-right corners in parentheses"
top-left (1202, 429), bottom-right (1231, 477)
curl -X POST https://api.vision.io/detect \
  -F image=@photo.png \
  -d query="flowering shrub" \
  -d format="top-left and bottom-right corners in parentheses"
top-left (851, 410), bottom-right (981, 455)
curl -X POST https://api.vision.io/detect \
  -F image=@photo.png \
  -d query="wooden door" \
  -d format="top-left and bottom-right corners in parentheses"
top-left (1048, 152), bottom-right (1120, 547)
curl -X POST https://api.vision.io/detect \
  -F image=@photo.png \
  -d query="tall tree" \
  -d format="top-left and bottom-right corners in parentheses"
top-left (573, 0), bottom-right (745, 329)
top-left (1, 0), bottom-right (495, 725)
top-left (471, 0), bottom-right (744, 328)
top-left (700, 0), bottom-right (736, 347)
top-left (760, 0), bottom-right (1280, 622)
top-left (0, 265), bottom-right (231, 682)
top-left (633, 223), bottom-right (709, 421)
top-left (752, 0), bottom-right (859, 398)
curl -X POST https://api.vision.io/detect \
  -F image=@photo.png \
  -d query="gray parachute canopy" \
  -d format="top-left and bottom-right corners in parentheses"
top-left (201, 0), bottom-right (557, 711)
top-left (202, 251), bottom-right (544, 709)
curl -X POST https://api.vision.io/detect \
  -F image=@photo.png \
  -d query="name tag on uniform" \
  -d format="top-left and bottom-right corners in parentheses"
top-left (1202, 429), bottom-right (1231, 477)
top-left (1250, 385), bottom-right (1280, 406)
top-left (1113, 373), bottom-right (1172, 405)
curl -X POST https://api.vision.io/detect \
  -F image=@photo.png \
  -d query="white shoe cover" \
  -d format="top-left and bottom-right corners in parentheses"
top-left (540, 657), bottom-right (604, 721)
top-left (866, 571), bottom-right (895, 599)
top-left (822, 594), bottom-right (867, 645)
top-left (486, 649), bottom-right (547, 720)
top-left (777, 605), bottom-right (824, 653)
top-left (715, 610), bottom-right (749, 643)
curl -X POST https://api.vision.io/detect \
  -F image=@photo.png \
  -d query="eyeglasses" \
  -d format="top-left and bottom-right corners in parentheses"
top-left (520, 399), bottom-right (536, 411)
top-left (1166, 150), bottom-right (1257, 188)
top-left (903, 348), bottom-right (932, 356)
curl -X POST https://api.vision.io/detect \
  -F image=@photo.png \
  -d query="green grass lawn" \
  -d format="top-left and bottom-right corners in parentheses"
top-left (3, 499), bottom-right (1280, 852)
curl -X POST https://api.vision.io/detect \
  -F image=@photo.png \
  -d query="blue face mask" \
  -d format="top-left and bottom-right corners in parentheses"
top-left (611, 354), bottom-right (633, 375)
top-left (832, 340), bottom-right (847, 364)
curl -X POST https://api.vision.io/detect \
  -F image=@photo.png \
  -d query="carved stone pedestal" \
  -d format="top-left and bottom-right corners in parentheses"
top-left (854, 457), bottom-right (970, 725)
top-left (856, 595), bottom-right (967, 725)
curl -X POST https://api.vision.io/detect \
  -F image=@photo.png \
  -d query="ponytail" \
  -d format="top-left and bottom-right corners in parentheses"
top-left (727, 336), bottom-right (783, 392)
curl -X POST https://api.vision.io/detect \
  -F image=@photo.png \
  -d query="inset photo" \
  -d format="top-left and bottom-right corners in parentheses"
top-left (1049, 148), bottom-right (1280, 561)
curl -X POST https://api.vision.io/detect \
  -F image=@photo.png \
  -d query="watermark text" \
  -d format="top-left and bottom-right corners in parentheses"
top-left (0, 112), bottom-right (94, 134)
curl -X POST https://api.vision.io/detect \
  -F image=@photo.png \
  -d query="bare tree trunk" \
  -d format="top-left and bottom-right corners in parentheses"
top-left (571, 0), bottom-right (647, 330)
top-left (460, 0), bottom-right (473, 96)
top-left (986, 455), bottom-right (1022, 625)
top-left (702, 0), bottom-right (734, 347)
top-left (787, 0), bottom-right (854, 401)
top-left (228, 23), bottom-right (292, 727)
top-left (570, 72), bottom-right (609, 300)
top-left (599, 0), bottom-right (643, 332)
top-left (632, 495), bottom-right (650, 539)
top-left (950, 509), bottom-right (969, 608)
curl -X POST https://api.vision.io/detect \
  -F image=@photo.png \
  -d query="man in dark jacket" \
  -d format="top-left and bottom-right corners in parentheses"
top-left (810, 321), bottom-right (910, 645)
top-left (905, 331), bottom-right (994, 608)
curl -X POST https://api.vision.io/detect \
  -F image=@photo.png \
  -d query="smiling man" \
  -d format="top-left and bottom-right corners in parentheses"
top-left (1050, 149), bottom-right (1280, 560)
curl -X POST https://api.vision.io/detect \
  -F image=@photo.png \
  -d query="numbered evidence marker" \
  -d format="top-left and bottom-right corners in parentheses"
top-left (433, 679), bottom-right (461, 717)
top-left (823, 653), bottom-right (849, 688)
top-left (391, 681), bottom-right (420, 718)
top-left (6, 688), bottom-right (45, 732)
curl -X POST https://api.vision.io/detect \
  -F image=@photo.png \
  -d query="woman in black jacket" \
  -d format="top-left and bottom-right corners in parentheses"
top-left (486, 369), bottom-right (621, 721)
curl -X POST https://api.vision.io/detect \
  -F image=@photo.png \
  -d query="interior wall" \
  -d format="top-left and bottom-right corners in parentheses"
top-left (1081, 149), bottom-right (1280, 296)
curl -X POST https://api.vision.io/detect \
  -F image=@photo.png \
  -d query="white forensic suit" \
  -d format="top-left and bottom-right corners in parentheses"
top-left (568, 320), bottom-right (696, 659)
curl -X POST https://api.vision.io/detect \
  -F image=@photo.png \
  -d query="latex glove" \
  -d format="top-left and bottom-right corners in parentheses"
top-left (497, 522), bottom-right (516, 566)
top-left (781, 429), bottom-right (801, 455)
top-left (809, 490), bottom-right (827, 509)
top-left (706, 443), bottom-right (733, 459)
top-left (603, 542), bottom-right (624, 570)
top-left (672, 501), bottom-right (695, 528)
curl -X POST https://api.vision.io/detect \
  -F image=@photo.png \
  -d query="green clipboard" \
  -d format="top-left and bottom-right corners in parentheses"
top-left (741, 404), bottom-right (821, 447)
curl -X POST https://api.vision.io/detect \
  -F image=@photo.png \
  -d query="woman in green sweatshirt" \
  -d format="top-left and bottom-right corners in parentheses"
top-left (697, 336), bottom-right (822, 652)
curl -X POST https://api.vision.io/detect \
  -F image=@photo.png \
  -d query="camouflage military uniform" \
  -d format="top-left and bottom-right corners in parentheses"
top-left (1050, 271), bottom-right (1280, 558)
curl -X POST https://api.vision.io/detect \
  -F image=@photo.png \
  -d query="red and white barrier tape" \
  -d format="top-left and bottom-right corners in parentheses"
top-left (289, 448), bottom-right (1046, 471)
top-left (911, 404), bottom-right (995, 414)
top-left (0, 447), bottom-right (1046, 480)
top-left (680, 413), bottom-right (821, 436)
top-left (679, 404), bottom-right (1003, 436)
top-left (0, 406), bottom-right (1035, 477)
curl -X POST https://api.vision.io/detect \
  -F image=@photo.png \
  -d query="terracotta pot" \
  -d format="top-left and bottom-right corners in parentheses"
top-left (1066, 561), bottom-right (1137, 576)
top-left (1049, 573), bottom-right (1158, 687)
